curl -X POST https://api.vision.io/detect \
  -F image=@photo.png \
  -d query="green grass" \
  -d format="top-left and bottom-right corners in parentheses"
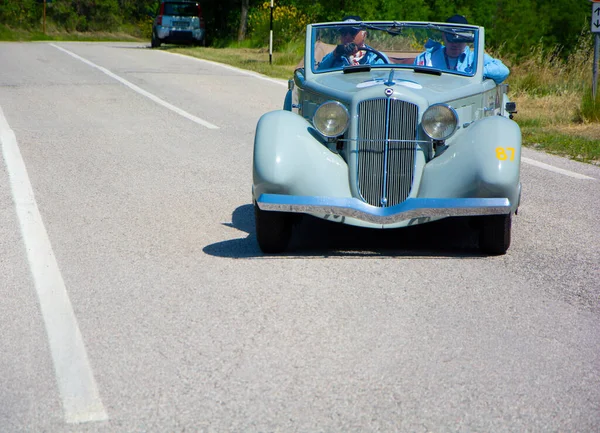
top-left (0, 23), bottom-right (143, 42)
top-left (576, 88), bottom-right (600, 123)
top-left (0, 24), bottom-right (42, 41)
top-left (521, 127), bottom-right (600, 164)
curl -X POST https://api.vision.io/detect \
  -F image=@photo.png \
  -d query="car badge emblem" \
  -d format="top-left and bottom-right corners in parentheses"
top-left (385, 88), bottom-right (394, 97)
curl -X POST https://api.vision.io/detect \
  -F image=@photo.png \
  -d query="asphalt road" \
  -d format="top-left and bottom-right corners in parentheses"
top-left (0, 41), bottom-right (599, 432)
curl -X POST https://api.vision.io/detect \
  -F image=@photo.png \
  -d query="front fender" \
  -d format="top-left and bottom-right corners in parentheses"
top-left (418, 116), bottom-right (521, 211)
top-left (253, 110), bottom-right (351, 200)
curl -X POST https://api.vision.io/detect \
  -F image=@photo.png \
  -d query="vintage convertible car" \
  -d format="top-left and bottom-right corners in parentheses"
top-left (252, 19), bottom-right (521, 254)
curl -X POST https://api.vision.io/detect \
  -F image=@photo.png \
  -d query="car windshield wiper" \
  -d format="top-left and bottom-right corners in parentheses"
top-left (425, 23), bottom-right (475, 41)
top-left (426, 23), bottom-right (447, 33)
top-left (361, 22), bottom-right (405, 36)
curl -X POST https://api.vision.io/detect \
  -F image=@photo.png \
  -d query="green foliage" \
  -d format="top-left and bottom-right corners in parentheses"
top-left (201, 0), bottom-right (248, 44)
top-left (49, 0), bottom-right (84, 31)
top-left (576, 88), bottom-right (600, 123)
top-left (0, 0), bottom-right (41, 29)
top-left (0, 0), bottom-right (595, 63)
top-left (136, 16), bottom-right (154, 40)
top-left (0, 22), bottom-right (142, 41)
top-left (509, 34), bottom-right (593, 97)
top-left (381, 0), bottom-right (430, 21)
top-left (0, 0), bottom-right (155, 33)
top-left (271, 38), bottom-right (304, 64)
top-left (118, 0), bottom-right (157, 21)
top-left (0, 23), bottom-right (40, 40)
top-left (247, 2), bottom-right (308, 48)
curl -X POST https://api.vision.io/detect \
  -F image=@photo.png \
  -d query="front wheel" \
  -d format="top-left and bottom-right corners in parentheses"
top-left (254, 202), bottom-right (293, 254)
top-left (479, 213), bottom-right (512, 255)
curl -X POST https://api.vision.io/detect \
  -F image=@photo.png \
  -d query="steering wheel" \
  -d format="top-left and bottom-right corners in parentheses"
top-left (358, 47), bottom-right (389, 65)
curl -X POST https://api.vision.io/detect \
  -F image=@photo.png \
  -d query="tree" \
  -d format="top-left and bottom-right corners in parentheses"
top-left (238, 0), bottom-right (249, 41)
top-left (382, 0), bottom-right (430, 21)
top-left (0, 0), bottom-right (41, 29)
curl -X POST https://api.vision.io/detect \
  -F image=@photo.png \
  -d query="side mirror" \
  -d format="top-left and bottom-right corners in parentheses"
top-left (294, 68), bottom-right (305, 88)
top-left (505, 102), bottom-right (517, 119)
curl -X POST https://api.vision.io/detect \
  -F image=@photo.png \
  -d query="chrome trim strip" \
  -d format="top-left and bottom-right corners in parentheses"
top-left (381, 97), bottom-right (392, 206)
top-left (341, 138), bottom-right (430, 144)
top-left (257, 194), bottom-right (511, 224)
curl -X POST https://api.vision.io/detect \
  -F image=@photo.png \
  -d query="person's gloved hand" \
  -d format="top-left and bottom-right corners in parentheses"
top-left (334, 43), bottom-right (357, 57)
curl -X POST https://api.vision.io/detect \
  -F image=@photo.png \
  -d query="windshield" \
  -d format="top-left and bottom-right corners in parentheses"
top-left (311, 22), bottom-right (479, 78)
top-left (163, 2), bottom-right (199, 17)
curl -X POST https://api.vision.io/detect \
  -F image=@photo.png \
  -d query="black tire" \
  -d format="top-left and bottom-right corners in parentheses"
top-left (254, 201), bottom-right (293, 254)
top-left (479, 213), bottom-right (512, 255)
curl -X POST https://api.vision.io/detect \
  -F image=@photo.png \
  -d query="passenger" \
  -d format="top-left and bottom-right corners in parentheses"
top-left (318, 15), bottom-right (389, 70)
top-left (414, 14), bottom-right (509, 84)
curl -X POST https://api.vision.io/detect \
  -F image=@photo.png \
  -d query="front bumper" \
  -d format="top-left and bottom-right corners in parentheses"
top-left (257, 194), bottom-right (511, 225)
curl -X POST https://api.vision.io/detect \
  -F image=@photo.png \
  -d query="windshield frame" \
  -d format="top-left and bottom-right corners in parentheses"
top-left (308, 21), bottom-right (481, 79)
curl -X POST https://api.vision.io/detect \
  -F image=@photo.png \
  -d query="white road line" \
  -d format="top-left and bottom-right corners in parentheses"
top-left (49, 43), bottom-right (219, 130)
top-left (522, 157), bottom-right (596, 180)
top-left (0, 107), bottom-right (108, 424)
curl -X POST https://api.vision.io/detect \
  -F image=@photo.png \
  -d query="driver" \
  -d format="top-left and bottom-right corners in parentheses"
top-left (318, 16), bottom-right (388, 70)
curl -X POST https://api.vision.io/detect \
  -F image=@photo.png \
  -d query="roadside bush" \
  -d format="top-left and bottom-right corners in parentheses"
top-left (48, 0), bottom-right (85, 31)
top-left (119, 18), bottom-right (152, 40)
top-left (508, 31), bottom-right (593, 97)
top-left (272, 39), bottom-right (304, 66)
top-left (247, 2), bottom-right (308, 49)
top-left (0, 0), bottom-right (40, 29)
top-left (138, 16), bottom-right (153, 40)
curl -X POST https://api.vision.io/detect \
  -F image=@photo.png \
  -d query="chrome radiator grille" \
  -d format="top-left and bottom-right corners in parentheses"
top-left (357, 98), bottom-right (418, 207)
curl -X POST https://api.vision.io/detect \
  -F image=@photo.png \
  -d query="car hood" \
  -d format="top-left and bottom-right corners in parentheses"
top-left (307, 69), bottom-right (486, 105)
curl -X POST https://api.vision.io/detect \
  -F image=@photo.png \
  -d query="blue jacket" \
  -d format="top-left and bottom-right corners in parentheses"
top-left (414, 41), bottom-right (509, 84)
top-left (318, 45), bottom-right (388, 70)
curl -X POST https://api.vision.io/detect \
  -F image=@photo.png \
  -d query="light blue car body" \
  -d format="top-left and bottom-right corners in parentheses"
top-left (252, 21), bottom-right (521, 246)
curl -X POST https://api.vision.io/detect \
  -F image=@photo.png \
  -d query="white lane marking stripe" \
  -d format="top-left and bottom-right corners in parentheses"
top-left (522, 157), bottom-right (596, 180)
top-left (0, 107), bottom-right (108, 424)
top-left (49, 43), bottom-right (219, 130)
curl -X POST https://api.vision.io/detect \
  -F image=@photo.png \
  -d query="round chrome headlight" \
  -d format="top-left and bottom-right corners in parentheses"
top-left (313, 101), bottom-right (350, 138)
top-left (422, 104), bottom-right (458, 141)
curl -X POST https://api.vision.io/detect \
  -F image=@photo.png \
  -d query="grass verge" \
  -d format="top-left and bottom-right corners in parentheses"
top-left (522, 126), bottom-right (600, 163)
top-left (0, 23), bottom-right (143, 42)
top-left (511, 93), bottom-right (600, 164)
